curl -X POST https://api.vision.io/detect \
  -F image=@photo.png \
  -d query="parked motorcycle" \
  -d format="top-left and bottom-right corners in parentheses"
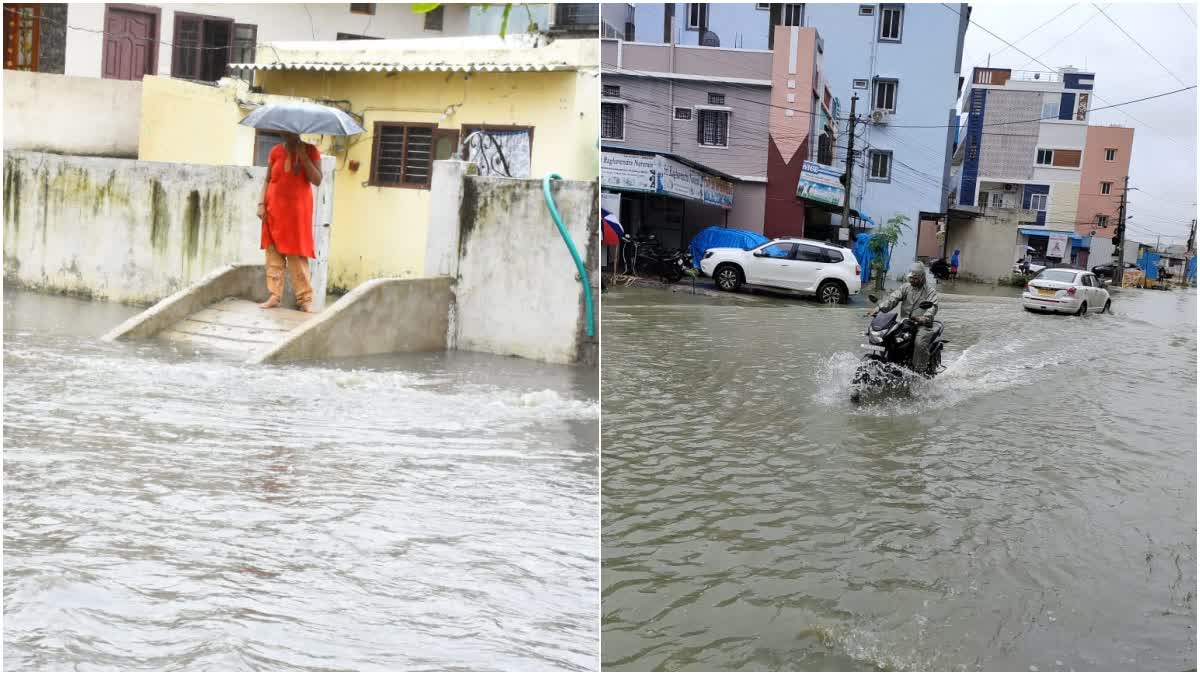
top-left (622, 232), bottom-right (690, 283)
top-left (928, 258), bottom-right (951, 280)
top-left (850, 295), bottom-right (948, 403)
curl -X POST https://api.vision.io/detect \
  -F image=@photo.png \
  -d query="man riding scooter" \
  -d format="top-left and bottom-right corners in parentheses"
top-left (869, 262), bottom-right (939, 376)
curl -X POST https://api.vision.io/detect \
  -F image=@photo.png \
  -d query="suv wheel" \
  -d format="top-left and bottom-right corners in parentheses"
top-left (714, 264), bottom-right (743, 292)
top-left (816, 280), bottom-right (846, 304)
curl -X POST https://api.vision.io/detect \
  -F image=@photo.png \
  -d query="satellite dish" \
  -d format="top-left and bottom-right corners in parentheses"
top-left (700, 30), bottom-right (720, 47)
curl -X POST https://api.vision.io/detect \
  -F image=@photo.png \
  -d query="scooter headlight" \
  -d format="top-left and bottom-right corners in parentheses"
top-left (868, 333), bottom-right (884, 345)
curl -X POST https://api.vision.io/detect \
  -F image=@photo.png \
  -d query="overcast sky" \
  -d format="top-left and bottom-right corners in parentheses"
top-left (961, 2), bottom-right (1198, 247)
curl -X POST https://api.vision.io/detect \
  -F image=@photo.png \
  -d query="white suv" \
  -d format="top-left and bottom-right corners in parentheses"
top-left (699, 238), bottom-right (862, 304)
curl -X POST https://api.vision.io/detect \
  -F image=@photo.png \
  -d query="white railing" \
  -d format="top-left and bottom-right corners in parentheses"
top-left (1010, 70), bottom-right (1060, 83)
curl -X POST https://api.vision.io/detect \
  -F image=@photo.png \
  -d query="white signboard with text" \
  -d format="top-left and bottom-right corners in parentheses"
top-left (601, 152), bottom-right (657, 192)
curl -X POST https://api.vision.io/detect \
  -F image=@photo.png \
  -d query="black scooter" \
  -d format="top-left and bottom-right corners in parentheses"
top-left (928, 258), bottom-right (951, 280)
top-left (850, 295), bottom-right (948, 403)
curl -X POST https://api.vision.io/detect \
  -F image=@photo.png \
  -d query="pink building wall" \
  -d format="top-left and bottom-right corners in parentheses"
top-left (765, 25), bottom-right (820, 239)
top-left (1076, 125), bottom-right (1134, 238)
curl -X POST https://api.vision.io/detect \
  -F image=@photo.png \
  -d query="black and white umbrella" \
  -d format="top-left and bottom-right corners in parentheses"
top-left (239, 101), bottom-right (364, 136)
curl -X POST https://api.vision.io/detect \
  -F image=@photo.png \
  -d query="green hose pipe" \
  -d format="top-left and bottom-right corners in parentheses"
top-left (542, 173), bottom-right (595, 338)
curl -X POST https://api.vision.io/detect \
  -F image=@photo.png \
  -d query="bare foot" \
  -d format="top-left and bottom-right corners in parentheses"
top-left (298, 302), bottom-right (313, 313)
top-left (259, 296), bottom-right (280, 309)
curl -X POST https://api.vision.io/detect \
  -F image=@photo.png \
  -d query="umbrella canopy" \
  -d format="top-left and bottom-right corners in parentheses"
top-left (239, 101), bottom-right (364, 136)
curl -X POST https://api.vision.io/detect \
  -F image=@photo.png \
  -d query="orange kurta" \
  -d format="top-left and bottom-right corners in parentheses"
top-left (262, 143), bottom-right (319, 258)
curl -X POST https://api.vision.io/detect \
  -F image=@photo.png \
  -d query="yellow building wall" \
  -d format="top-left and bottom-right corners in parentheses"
top-left (1048, 181), bottom-right (1080, 230)
top-left (254, 68), bottom-right (598, 291)
top-left (138, 76), bottom-right (259, 167)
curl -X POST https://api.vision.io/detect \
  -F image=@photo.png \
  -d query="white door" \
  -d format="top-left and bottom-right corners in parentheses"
top-left (748, 242), bottom-right (797, 288)
top-left (791, 243), bottom-right (827, 291)
top-left (308, 155), bottom-right (335, 311)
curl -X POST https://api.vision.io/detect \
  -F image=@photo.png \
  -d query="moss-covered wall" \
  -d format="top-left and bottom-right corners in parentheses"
top-left (3, 151), bottom-right (265, 305)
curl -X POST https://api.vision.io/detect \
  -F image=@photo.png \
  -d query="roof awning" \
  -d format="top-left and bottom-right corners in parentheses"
top-left (1020, 228), bottom-right (1084, 241)
top-left (228, 61), bottom-right (576, 73)
top-left (800, 196), bottom-right (875, 226)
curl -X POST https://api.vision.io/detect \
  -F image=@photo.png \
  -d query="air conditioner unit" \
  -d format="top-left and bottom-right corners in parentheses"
top-left (870, 109), bottom-right (891, 124)
top-left (1004, 183), bottom-right (1015, 191)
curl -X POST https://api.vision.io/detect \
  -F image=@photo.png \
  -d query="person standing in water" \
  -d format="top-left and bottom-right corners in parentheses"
top-left (950, 248), bottom-right (960, 280)
top-left (258, 132), bottom-right (322, 312)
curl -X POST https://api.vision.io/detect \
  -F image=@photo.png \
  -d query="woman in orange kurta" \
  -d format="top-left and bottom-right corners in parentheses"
top-left (258, 133), bottom-right (322, 312)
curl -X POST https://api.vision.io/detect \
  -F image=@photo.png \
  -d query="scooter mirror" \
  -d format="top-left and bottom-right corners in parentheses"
top-left (918, 301), bottom-right (934, 310)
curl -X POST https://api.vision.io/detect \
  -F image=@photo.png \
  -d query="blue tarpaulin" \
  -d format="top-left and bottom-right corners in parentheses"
top-left (1138, 250), bottom-right (1163, 281)
top-left (689, 226), bottom-right (769, 270)
top-left (1188, 255), bottom-right (1197, 283)
top-left (852, 233), bottom-right (892, 284)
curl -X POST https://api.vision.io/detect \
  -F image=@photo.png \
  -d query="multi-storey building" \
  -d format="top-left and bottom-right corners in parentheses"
top-left (600, 23), bottom-right (848, 249)
top-left (627, 3), bottom-right (969, 276)
top-left (947, 66), bottom-right (1134, 280)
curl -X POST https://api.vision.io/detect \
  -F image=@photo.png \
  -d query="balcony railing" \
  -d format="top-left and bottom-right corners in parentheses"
top-left (1009, 70), bottom-right (1060, 83)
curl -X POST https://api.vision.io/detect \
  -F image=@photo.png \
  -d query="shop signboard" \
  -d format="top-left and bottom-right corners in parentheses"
top-left (601, 152), bottom-right (658, 192)
top-left (702, 176), bottom-right (734, 208)
top-left (657, 156), bottom-right (704, 202)
top-left (797, 160), bottom-right (844, 207)
top-left (1047, 233), bottom-right (1069, 259)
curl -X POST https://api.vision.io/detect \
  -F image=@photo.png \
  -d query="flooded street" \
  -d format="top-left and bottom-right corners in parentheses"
top-left (4, 289), bottom-right (599, 671)
top-left (602, 284), bottom-right (1196, 671)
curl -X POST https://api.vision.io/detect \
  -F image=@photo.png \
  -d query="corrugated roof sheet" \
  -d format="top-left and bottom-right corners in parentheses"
top-left (228, 61), bottom-right (577, 73)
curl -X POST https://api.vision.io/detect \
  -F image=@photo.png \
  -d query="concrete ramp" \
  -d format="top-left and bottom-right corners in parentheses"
top-left (104, 264), bottom-right (454, 364)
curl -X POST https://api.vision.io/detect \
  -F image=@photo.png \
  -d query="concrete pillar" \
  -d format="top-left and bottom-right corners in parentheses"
top-left (308, 155), bottom-right (335, 311)
top-left (425, 160), bottom-right (478, 279)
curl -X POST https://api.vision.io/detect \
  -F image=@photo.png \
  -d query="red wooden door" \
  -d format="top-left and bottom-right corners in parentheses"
top-left (3, 4), bottom-right (40, 71)
top-left (102, 7), bottom-right (157, 80)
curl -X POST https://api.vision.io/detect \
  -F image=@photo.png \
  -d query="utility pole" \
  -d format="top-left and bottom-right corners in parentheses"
top-left (841, 94), bottom-right (859, 231)
top-left (1113, 174), bottom-right (1129, 287)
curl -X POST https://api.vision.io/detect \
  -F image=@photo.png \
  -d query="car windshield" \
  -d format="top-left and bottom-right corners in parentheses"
top-left (1036, 270), bottom-right (1078, 283)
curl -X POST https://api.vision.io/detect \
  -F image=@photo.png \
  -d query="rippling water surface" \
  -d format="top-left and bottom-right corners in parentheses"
top-left (602, 284), bottom-right (1196, 671)
top-left (4, 289), bottom-right (599, 671)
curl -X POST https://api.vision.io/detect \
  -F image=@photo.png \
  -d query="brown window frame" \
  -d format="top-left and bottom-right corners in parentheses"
top-left (230, 22), bottom-right (257, 81)
top-left (350, 3), bottom-right (377, 15)
top-left (369, 121), bottom-right (439, 190)
top-left (171, 10), bottom-right (234, 82)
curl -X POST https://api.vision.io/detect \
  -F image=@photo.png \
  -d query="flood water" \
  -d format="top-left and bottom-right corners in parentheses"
top-left (4, 289), bottom-right (599, 671)
top-left (602, 284), bottom-right (1196, 671)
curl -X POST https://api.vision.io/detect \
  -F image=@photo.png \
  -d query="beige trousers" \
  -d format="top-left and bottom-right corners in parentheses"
top-left (265, 244), bottom-right (313, 306)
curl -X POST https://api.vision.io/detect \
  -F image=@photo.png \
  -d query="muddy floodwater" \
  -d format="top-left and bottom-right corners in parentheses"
top-left (4, 289), bottom-right (599, 671)
top-left (602, 284), bottom-right (1196, 671)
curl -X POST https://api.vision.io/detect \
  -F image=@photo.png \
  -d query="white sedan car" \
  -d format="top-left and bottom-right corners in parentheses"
top-left (698, 238), bottom-right (862, 304)
top-left (1022, 268), bottom-right (1112, 315)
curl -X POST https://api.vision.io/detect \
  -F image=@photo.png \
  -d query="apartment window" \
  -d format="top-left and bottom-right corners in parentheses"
top-left (4, 4), bottom-right (40, 71)
top-left (1101, 181), bottom-right (1112, 195)
top-left (756, 3), bottom-right (770, 9)
top-left (253, 130), bottom-right (282, 167)
top-left (423, 5), bottom-right (444, 31)
top-left (229, 24), bottom-right (257, 82)
top-left (350, 3), bottom-right (376, 15)
top-left (782, 4), bottom-right (804, 26)
top-left (859, 5), bottom-right (875, 16)
top-left (1096, 215), bottom-right (1109, 227)
top-left (868, 150), bottom-right (892, 182)
top-left (172, 13), bottom-right (240, 82)
top-left (698, 110), bottom-right (729, 147)
top-left (371, 123), bottom-right (436, 189)
top-left (817, 132), bottom-right (833, 165)
top-left (686, 3), bottom-right (709, 30)
top-left (601, 102), bottom-right (625, 140)
top-left (674, 107), bottom-right (692, 120)
top-left (602, 84), bottom-right (621, 98)
top-left (852, 78), bottom-right (869, 90)
top-left (1036, 149), bottom-right (1053, 165)
top-left (1041, 101), bottom-right (1059, 119)
top-left (1105, 148), bottom-right (1117, 161)
top-left (1030, 193), bottom-right (1048, 211)
top-left (555, 3), bottom-right (599, 26)
top-left (708, 92), bottom-right (725, 105)
top-left (873, 78), bottom-right (897, 112)
top-left (879, 4), bottom-right (903, 42)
